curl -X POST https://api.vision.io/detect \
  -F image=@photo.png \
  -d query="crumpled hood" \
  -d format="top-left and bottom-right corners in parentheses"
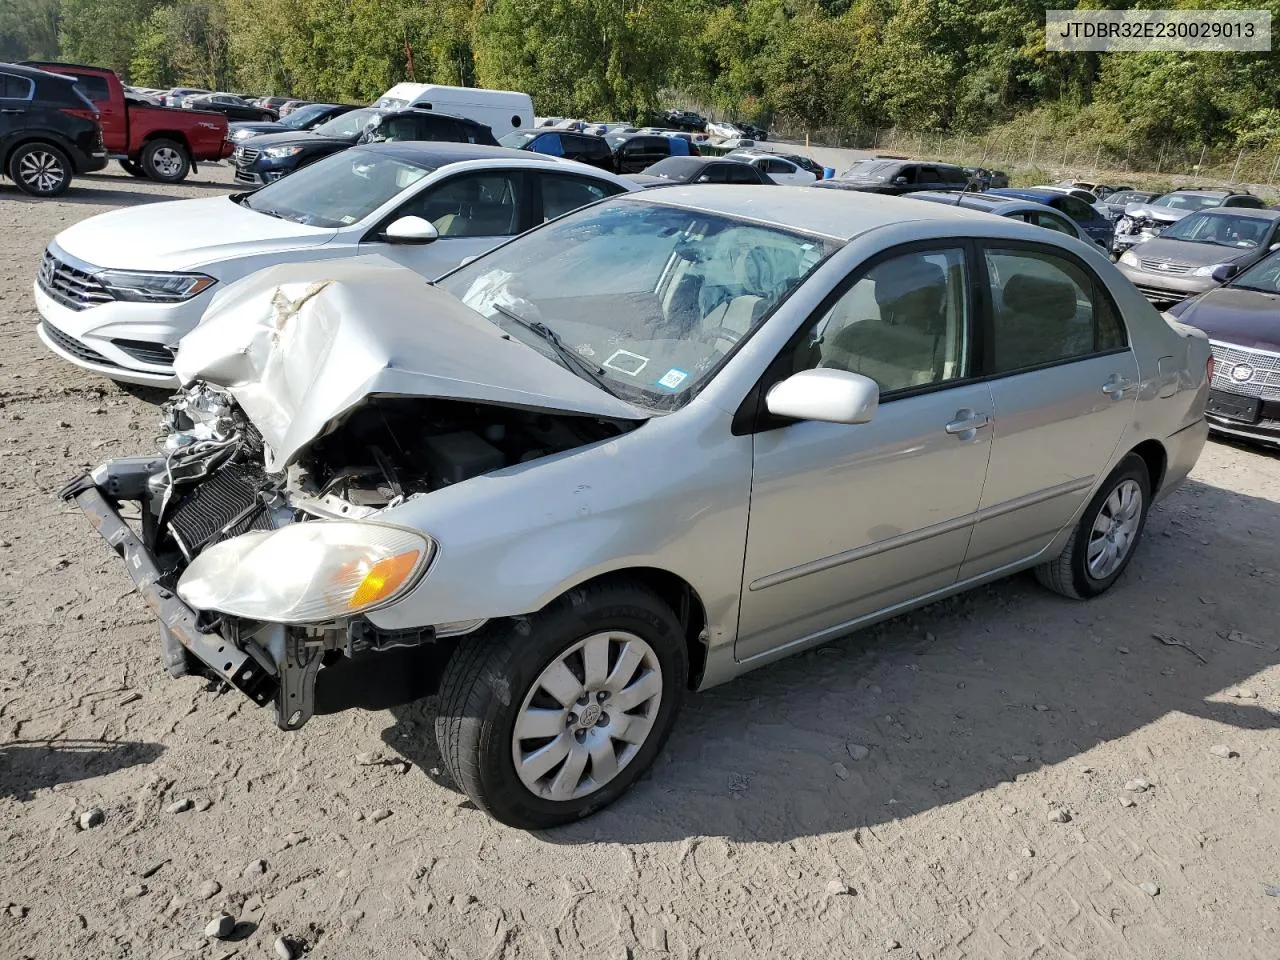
top-left (174, 258), bottom-right (648, 471)
top-left (1124, 203), bottom-right (1190, 224)
top-left (54, 196), bottom-right (335, 272)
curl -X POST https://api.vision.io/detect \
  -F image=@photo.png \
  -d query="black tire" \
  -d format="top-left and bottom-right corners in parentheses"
top-left (141, 139), bottom-right (190, 183)
top-left (435, 579), bottom-right (687, 829)
top-left (1036, 453), bottom-right (1151, 600)
top-left (8, 142), bottom-right (72, 197)
top-left (119, 159), bottom-right (148, 178)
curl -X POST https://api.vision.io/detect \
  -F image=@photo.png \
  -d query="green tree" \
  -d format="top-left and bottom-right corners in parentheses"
top-left (60, 0), bottom-right (161, 75)
top-left (0, 0), bottom-right (62, 62)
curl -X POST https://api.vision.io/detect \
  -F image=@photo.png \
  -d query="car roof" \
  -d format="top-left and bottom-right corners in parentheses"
top-left (909, 191), bottom-right (1072, 218)
top-left (989, 187), bottom-right (1062, 202)
top-left (4, 61), bottom-right (79, 82)
top-left (351, 142), bottom-right (556, 167)
top-left (614, 184), bottom-right (1015, 240)
top-left (1169, 188), bottom-right (1241, 197)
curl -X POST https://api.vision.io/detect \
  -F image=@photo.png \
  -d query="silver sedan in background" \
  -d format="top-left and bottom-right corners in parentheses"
top-left (66, 187), bottom-right (1211, 829)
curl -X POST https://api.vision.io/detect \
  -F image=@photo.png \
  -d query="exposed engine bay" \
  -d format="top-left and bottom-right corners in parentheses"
top-left (149, 382), bottom-right (634, 568)
top-left (1114, 213), bottom-right (1169, 244)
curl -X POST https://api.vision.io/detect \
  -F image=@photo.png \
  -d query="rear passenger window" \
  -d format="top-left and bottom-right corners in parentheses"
top-left (0, 73), bottom-right (35, 100)
top-left (540, 174), bottom-right (618, 221)
top-left (378, 116), bottom-right (421, 142)
top-left (1033, 212), bottom-right (1076, 236)
top-left (788, 248), bottom-right (970, 394)
top-left (530, 133), bottom-right (565, 156)
top-left (984, 248), bottom-right (1126, 374)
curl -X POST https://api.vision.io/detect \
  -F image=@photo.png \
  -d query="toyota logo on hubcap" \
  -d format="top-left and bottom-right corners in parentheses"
top-left (1231, 363), bottom-right (1255, 382)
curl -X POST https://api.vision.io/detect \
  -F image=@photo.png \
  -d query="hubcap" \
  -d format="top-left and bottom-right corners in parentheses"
top-left (512, 631), bottom-right (663, 802)
top-left (18, 150), bottom-right (64, 193)
top-left (1087, 478), bottom-right (1143, 579)
top-left (152, 147), bottom-right (182, 176)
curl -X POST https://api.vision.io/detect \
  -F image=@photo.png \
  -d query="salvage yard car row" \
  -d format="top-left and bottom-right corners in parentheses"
top-left (16, 73), bottom-right (1276, 832)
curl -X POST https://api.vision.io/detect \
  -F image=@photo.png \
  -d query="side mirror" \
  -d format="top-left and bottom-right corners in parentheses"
top-left (1210, 263), bottom-right (1237, 283)
top-left (383, 216), bottom-right (438, 245)
top-left (765, 368), bottom-right (879, 424)
top-left (1270, 242), bottom-right (1280, 251)
top-left (893, 175), bottom-right (909, 185)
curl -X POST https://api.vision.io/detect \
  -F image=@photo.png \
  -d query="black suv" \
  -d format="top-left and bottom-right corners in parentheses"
top-left (1, 62), bottom-right (107, 197)
top-left (233, 106), bottom-right (498, 188)
top-left (813, 158), bottom-right (969, 196)
top-left (499, 128), bottom-right (615, 172)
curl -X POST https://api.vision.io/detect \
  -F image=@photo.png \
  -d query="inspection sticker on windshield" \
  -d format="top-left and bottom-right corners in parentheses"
top-left (656, 368), bottom-right (688, 391)
top-left (603, 350), bottom-right (648, 377)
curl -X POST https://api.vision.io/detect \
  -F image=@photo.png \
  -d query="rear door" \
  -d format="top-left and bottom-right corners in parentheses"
top-left (959, 241), bottom-right (1137, 579)
top-left (0, 71), bottom-right (34, 150)
top-left (534, 171), bottom-right (626, 224)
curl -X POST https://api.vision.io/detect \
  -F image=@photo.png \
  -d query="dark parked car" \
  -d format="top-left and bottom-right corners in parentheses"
top-left (627, 156), bottom-right (774, 187)
top-left (988, 187), bottom-right (1115, 251)
top-left (499, 128), bottom-right (615, 172)
top-left (0, 62), bottom-right (107, 196)
top-left (1116, 207), bottom-right (1280, 305)
top-left (1095, 189), bottom-right (1159, 222)
top-left (185, 93), bottom-right (275, 122)
top-left (664, 109), bottom-right (706, 131)
top-left (1167, 248), bottom-right (1280, 445)
top-left (605, 132), bottom-right (696, 173)
top-left (812, 159), bottom-right (969, 195)
top-left (233, 107), bottom-right (496, 187)
top-left (227, 103), bottom-right (358, 145)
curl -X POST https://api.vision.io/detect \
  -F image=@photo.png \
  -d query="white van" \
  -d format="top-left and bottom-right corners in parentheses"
top-left (372, 84), bottom-right (534, 136)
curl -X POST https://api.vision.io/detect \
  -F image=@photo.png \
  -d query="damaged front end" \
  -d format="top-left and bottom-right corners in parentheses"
top-left (1114, 205), bottom-right (1184, 251)
top-left (63, 259), bottom-right (644, 730)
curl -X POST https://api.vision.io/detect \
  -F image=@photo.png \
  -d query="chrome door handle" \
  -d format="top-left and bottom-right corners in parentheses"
top-left (0, 108), bottom-right (25, 115)
top-left (1102, 376), bottom-right (1134, 399)
top-left (945, 411), bottom-right (990, 435)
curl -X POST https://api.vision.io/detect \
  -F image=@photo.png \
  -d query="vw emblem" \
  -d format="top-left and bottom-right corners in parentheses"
top-left (1230, 363), bottom-right (1255, 383)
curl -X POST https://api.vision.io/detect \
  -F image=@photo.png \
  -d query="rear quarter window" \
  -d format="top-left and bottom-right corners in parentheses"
top-left (76, 75), bottom-right (111, 103)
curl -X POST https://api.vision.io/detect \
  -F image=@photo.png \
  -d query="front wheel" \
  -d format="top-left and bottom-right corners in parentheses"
top-left (435, 580), bottom-right (687, 829)
top-left (9, 142), bottom-right (72, 197)
top-left (141, 139), bottom-right (190, 183)
top-left (1036, 453), bottom-right (1151, 599)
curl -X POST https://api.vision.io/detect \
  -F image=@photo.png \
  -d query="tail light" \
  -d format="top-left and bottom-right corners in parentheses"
top-left (1206, 355), bottom-right (1215, 383)
top-left (60, 107), bottom-right (97, 122)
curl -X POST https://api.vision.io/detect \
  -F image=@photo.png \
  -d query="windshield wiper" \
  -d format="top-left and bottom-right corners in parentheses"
top-left (490, 303), bottom-right (617, 397)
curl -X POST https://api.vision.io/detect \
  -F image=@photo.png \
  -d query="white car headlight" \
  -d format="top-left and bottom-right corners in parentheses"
top-left (1118, 250), bottom-right (1140, 266)
top-left (1192, 262), bottom-right (1232, 277)
top-left (231, 128), bottom-right (256, 140)
top-left (263, 144), bottom-right (304, 158)
top-left (97, 270), bottom-right (217, 302)
top-left (177, 521), bottom-right (434, 623)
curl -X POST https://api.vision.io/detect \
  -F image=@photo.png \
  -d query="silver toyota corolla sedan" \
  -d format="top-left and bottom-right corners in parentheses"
top-left (64, 186), bottom-right (1211, 829)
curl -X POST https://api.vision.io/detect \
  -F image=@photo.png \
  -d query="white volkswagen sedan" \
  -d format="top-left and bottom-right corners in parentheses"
top-left (35, 143), bottom-right (634, 386)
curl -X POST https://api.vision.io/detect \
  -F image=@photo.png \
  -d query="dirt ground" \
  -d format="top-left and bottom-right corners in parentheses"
top-left (1, 166), bottom-right (1278, 960)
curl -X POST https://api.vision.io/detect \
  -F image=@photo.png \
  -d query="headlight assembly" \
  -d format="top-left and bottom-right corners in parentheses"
top-left (1192, 262), bottom-right (1232, 277)
top-left (97, 270), bottom-right (216, 302)
top-left (1118, 250), bottom-right (1140, 267)
top-left (176, 521), bottom-right (434, 623)
top-left (262, 144), bottom-right (305, 159)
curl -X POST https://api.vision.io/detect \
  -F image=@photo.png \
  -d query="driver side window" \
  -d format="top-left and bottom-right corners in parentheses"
top-left (786, 248), bottom-right (970, 395)
top-left (395, 173), bottom-right (525, 238)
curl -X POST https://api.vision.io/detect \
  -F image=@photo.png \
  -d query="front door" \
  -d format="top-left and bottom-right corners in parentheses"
top-left (360, 170), bottom-right (531, 281)
top-left (736, 244), bottom-right (994, 661)
top-left (959, 242), bottom-right (1138, 579)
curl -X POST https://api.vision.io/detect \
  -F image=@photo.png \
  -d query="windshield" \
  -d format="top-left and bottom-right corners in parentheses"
top-left (645, 157), bottom-right (704, 180)
top-left (436, 198), bottom-right (839, 409)
top-left (838, 160), bottom-right (899, 181)
top-left (372, 96), bottom-right (409, 110)
top-left (1111, 192), bottom-right (1153, 205)
top-left (605, 133), bottom-right (632, 149)
top-left (313, 107), bottom-right (381, 138)
top-left (1230, 249), bottom-right (1280, 292)
top-left (1161, 212), bottom-right (1272, 248)
top-left (1152, 193), bottom-right (1222, 212)
top-left (499, 131), bottom-right (538, 148)
top-left (243, 149), bottom-right (432, 227)
top-left (281, 103), bottom-right (336, 129)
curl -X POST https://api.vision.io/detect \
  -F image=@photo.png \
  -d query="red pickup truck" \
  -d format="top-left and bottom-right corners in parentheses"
top-left (22, 62), bottom-right (233, 183)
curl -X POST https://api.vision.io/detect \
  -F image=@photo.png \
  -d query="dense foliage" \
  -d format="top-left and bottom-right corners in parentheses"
top-left (4, 0), bottom-right (1280, 154)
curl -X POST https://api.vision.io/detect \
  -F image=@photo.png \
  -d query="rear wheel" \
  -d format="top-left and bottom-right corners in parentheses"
top-left (9, 142), bottom-right (72, 197)
top-left (1036, 454), bottom-right (1151, 599)
top-left (119, 159), bottom-right (148, 178)
top-left (141, 139), bottom-right (190, 183)
top-left (435, 580), bottom-right (687, 829)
